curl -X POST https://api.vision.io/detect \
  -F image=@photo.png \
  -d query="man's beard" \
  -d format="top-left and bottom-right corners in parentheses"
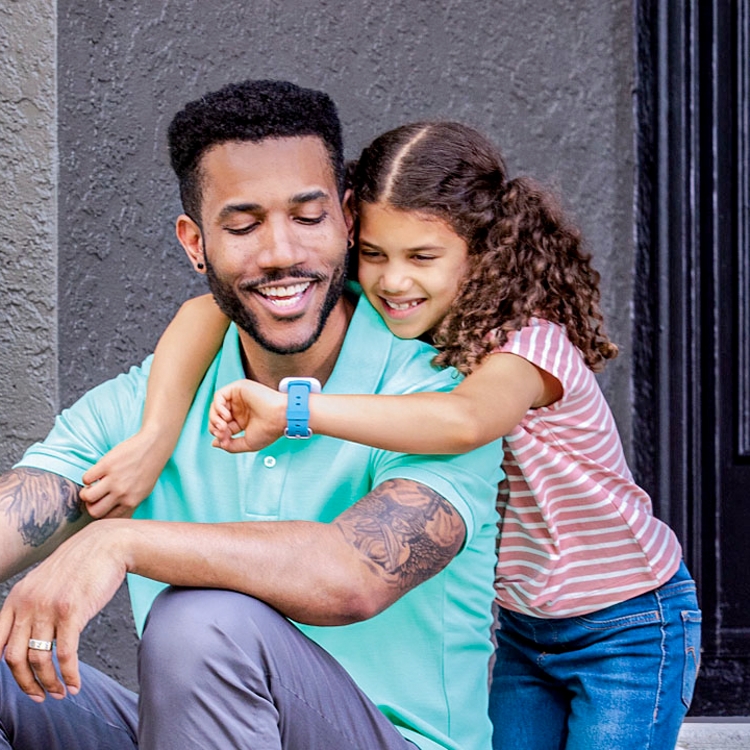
top-left (204, 255), bottom-right (348, 355)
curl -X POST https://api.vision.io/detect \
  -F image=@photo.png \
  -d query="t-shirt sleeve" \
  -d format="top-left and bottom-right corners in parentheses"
top-left (497, 319), bottom-right (583, 393)
top-left (14, 359), bottom-right (151, 485)
top-left (370, 443), bottom-right (504, 542)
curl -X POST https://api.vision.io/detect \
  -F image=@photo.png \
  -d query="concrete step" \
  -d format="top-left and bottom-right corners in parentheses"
top-left (677, 718), bottom-right (750, 749)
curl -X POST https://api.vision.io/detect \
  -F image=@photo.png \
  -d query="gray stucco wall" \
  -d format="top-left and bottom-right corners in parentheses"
top-left (0, 1), bottom-right (58, 474)
top-left (4, 0), bottom-right (635, 690)
top-left (0, 0), bottom-right (60, 642)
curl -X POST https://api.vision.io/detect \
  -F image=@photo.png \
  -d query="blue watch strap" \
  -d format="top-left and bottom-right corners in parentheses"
top-left (280, 378), bottom-right (321, 438)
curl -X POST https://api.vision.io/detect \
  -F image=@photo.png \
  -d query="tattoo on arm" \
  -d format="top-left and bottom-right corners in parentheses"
top-left (0, 469), bottom-right (82, 548)
top-left (336, 479), bottom-right (465, 592)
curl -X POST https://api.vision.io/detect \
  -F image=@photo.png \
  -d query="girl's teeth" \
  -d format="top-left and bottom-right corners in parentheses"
top-left (388, 300), bottom-right (420, 311)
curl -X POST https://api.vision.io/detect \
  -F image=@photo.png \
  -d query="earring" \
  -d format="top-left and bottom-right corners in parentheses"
top-left (347, 238), bottom-right (354, 250)
top-left (197, 262), bottom-right (204, 270)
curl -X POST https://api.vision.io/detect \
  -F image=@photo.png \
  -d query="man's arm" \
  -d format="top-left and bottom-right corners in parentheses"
top-left (0, 478), bottom-right (464, 700)
top-left (0, 468), bottom-right (91, 581)
top-left (127, 478), bottom-right (465, 625)
top-left (334, 479), bottom-right (465, 614)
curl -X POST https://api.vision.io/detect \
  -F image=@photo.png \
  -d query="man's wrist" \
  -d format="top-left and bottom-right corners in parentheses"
top-left (104, 518), bottom-right (142, 574)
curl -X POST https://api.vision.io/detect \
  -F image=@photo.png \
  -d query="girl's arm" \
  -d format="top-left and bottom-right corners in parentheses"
top-left (209, 352), bottom-right (562, 455)
top-left (81, 295), bottom-right (229, 517)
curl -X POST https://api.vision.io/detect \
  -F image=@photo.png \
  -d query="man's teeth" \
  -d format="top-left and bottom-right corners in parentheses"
top-left (387, 299), bottom-right (421, 311)
top-left (257, 282), bottom-right (310, 307)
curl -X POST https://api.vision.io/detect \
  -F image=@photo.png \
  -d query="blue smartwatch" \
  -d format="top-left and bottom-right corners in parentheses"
top-left (279, 377), bottom-right (322, 438)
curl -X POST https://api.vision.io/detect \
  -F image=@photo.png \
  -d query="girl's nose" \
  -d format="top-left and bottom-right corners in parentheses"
top-left (378, 264), bottom-right (412, 294)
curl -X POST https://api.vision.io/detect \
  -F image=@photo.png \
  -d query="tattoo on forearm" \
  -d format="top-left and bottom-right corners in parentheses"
top-left (0, 469), bottom-right (82, 548)
top-left (337, 479), bottom-right (465, 592)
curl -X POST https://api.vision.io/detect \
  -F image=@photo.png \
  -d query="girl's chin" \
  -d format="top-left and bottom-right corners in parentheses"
top-left (383, 321), bottom-right (429, 340)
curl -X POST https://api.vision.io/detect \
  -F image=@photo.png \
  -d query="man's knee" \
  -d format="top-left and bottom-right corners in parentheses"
top-left (139, 587), bottom-right (287, 680)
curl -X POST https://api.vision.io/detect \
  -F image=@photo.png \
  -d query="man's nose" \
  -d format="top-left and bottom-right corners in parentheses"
top-left (256, 219), bottom-right (306, 270)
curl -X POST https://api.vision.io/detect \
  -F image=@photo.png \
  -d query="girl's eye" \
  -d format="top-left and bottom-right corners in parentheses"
top-left (359, 248), bottom-right (383, 259)
top-left (412, 254), bottom-right (437, 262)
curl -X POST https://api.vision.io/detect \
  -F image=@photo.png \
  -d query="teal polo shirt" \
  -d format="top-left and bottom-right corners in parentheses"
top-left (18, 292), bottom-right (503, 750)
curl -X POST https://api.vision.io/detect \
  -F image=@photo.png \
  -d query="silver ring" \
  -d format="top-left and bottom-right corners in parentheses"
top-left (28, 638), bottom-right (54, 651)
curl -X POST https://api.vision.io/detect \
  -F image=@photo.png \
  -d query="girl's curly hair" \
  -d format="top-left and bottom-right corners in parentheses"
top-left (350, 121), bottom-right (618, 375)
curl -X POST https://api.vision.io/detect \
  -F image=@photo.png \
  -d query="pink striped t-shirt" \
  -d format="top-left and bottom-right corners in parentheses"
top-left (493, 318), bottom-right (682, 618)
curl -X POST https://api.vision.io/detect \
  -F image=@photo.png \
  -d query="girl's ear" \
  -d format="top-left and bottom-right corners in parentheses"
top-left (176, 214), bottom-right (206, 274)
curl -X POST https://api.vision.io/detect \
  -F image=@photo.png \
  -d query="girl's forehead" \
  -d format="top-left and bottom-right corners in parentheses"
top-left (358, 202), bottom-right (467, 252)
top-left (359, 201), bottom-right (452, 230)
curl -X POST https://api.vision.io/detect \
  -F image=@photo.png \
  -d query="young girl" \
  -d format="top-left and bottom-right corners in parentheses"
top-left (81, 122), bottom-right (701, 750)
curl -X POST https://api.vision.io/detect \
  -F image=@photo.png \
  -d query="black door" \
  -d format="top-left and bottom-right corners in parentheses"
top-left (634, 0), bottom-right (750, 714)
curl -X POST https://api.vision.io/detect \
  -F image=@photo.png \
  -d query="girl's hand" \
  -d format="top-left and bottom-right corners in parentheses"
top-left (80, 431), bottom-right (168, 518)
top-left (209, 380), bottom-right (286, 453)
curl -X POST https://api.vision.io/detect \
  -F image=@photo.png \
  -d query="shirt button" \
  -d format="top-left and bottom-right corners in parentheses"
top-left (263, 456), bottom-right (277, 468)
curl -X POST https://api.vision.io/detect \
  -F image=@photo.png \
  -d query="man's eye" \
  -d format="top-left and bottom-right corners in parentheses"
top-left (295, 212), bottom-right (327, 225)
top-left (225, 223), bottom-right (258, 235)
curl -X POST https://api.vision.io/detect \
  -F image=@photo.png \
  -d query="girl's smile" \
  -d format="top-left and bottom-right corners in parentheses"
top-left (357, 202), bottom-right (469, 340)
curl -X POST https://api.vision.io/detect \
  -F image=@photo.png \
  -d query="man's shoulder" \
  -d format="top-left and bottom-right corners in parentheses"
top-left (378, 335), bottom-right (459, 394)
top-left (78, 356), bottom-right (153, 407)
top-left (15, 357), bottom-right (153, 481)
top-left (334, 291), bottom-right (461, 397)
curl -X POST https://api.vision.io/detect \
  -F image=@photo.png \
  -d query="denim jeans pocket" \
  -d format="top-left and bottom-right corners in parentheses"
top-left (681, 609), bottom-right (702, 708)
top-left (575, 595), bottom-right (661, 631)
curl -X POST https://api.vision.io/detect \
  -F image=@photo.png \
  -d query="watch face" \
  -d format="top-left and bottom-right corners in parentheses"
top-left (279, 377), bottom-right (322, 393)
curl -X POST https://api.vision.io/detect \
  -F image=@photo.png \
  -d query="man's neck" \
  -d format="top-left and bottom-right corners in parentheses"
top-left (237, 296), bottom-right (355, 389)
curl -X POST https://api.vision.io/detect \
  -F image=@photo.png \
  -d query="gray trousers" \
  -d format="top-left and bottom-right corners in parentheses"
top-left (0, 587), bottom-right (414, 749)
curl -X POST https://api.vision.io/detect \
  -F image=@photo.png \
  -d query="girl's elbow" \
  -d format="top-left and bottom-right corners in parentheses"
top-left (448, 421), bottom-right (490, 453)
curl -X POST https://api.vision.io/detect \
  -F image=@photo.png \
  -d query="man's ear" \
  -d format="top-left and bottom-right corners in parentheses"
top-left (342, 188), bottom-right (355, 238)
top-left (176, 214), bottom-right (206, 274)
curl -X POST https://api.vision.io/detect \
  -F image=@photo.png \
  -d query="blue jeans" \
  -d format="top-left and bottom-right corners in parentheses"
top-left (489, 562), bottom-right (701, 750)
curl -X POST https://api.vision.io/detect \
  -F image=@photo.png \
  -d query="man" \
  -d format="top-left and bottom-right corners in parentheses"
top-left (0, 80), bottom-right (502, 749)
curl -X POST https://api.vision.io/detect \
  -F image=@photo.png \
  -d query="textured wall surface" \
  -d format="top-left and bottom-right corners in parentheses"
top-left (0, 0), bottom-right (58, 471)
top-left (4, 0), bottom-right (635, 689)
top-left (0, 0), bottom-right (60, 675)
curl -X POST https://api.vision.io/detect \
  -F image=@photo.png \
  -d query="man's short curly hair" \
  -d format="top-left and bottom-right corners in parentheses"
top-left (168, 79), bottom-right (345, 222)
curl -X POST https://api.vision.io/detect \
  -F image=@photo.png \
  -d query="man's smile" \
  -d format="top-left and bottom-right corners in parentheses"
top-left (254, 281), bottom-right (314, 310)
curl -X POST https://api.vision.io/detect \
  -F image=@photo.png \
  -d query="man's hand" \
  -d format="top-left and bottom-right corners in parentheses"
top-left (209, 379), bottom-right (287, 453)
top-left (0, 522), bottom-right (127, 701)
